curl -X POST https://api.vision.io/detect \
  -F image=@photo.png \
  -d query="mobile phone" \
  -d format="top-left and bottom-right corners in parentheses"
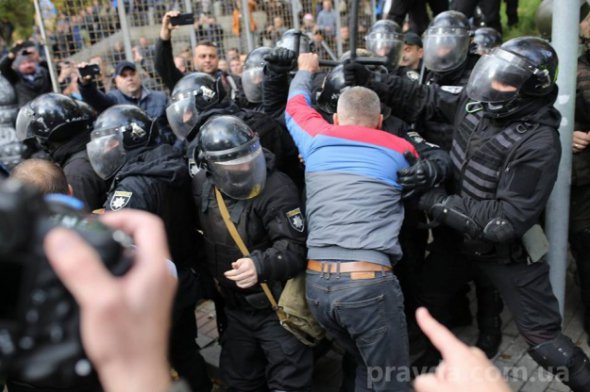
top-left (170, 13), bottom-right (195, 26)
top-left (79, 64), bottom-right (101, 78)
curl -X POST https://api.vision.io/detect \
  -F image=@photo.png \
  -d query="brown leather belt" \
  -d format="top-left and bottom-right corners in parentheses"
top-left (307, 260), bottom-right (392, 273)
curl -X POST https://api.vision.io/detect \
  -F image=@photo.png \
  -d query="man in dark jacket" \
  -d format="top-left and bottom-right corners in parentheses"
top-left (15, 93), bottom-right (108, 211)
top-left (156, 11), bottom-right (240, 101)
top-left (0, 43), bottom-right (51, 107)
top-left (344, 36), bottom-right (590, 391)
top-left (87, 104), bottom-right (212, 392)
top-left (189, 115), bottom-right (313, 391)
top-left (79, 60), bottom-right (174, 144)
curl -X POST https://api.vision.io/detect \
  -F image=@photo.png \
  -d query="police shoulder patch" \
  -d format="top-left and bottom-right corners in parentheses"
top-left (440, 85), bottom-right (464, 94)
top-left (110, 191), bottom-right (133, 211)
top-left (406, 70), bottom-right (420, 81)
top-left (286, 208), bottom-right (305, 232)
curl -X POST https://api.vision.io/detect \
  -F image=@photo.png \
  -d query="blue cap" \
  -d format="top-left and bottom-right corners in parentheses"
top-left (114, 61), bottom-right (137, 76)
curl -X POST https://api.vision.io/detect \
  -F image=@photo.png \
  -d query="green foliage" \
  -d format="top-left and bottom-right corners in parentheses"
top-left (501, 0), bottom-right (543, 40)
top-left (0, 0), bottom-right (35, 41)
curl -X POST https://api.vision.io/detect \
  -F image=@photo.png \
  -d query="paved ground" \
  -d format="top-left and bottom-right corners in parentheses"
top-left (196, 266), bottom-right (590, 392)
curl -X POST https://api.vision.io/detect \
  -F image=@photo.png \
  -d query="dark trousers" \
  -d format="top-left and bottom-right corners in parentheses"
top-left (306, 269), bottom-right (410, 392)
top-left (388, 0), bottom-right (448, 35)
top-left (504, 0), bottom-right (519, 25)
top-left (220, 307), bottom-right (313, 391)
top-left (170, 270), bottom-right (212, 392)
top-left (417, 244), bottom-right (562, 346)
top-left (451, 0), bottom-right (502, 33)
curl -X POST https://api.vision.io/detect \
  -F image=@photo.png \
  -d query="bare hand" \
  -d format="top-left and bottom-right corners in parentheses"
top-left (224, 257), bottom-right (258, 288)
top-left (573, 130), bottom-right (590, 153)
top-left (298, 53), bottom-right (320, 73)
top-left (160, 10), bottom-right (180, 41)
top-left (413, 308), bottom-right (510, 392)
top-left (45, 210), bottom-right (176, 392)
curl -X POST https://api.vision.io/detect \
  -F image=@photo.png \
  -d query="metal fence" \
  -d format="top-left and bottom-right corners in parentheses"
top-left (35, 0), bottom-right (377, 95)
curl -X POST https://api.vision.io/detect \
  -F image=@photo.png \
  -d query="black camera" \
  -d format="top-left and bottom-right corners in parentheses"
top-left (170, 12), bottom-right (195, 26)
top-left (0, 179), bottom-right (133, 384)
top-left (78, 63), bottom-right (101, 79)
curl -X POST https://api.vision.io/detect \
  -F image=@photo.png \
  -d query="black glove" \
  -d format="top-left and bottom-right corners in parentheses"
top-left (398, 151), bottom-right (443, 199)
top-left (264, 47), bottom-right (296, 74)
top-left (342, 61), bottom-right (373, 87)
top-left (417, 187), bottom-right (448, 213)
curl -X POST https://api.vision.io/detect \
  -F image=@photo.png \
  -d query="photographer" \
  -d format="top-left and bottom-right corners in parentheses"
top-left (78, 60), bottom-right (174, 145)
top-left (0, 42), bottom-right (52, 107)
top-left (44, 210), bottom-right (187, 392)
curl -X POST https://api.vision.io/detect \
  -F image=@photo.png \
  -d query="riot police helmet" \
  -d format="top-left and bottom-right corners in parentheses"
top-left (470, 27), bottom-right (502, 55)
top-left (423, 10), bottom-right (471, 72)
top-left (365, 20), bottom-right (404, 69)
top-left (16, 93), bottom-right (94, 147)
top-left (242, 47), bottom-right (272, 103)
top-left (191, 115), bottom-right (266, 200)
top-left (317, 65), bottom-right (347, 114)
top-left (466, 36), bottom-right (558, 117)
top-left (276, 29), bottom-right (314, 55)
top-left (86, 105), bottom-right (157, 179)
top-left (166, 72), bottom-right (227, 141)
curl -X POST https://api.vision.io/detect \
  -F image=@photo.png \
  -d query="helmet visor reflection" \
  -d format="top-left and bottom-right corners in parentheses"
top-left (209, 142), bottom-right (266, 200)
top-left (466, 48), bottom-right (533, 103)
top-left (166, 95), bottom-right (199, 140)
top-left (86, 131), bottom-right (126, 180)
top-left (423, 28), bottom-right (470, 72)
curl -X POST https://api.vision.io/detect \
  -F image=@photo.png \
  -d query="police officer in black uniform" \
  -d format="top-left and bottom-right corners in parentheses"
top-left (405, 10), bottom-right (505, 361)
top-left (365, 20), bottom-right (405, 74)
top-left (241, 46), bottom-right (272, 111)
top-left (344, 36), bottom-right (590, 391)
top-left (166, 72), bottom-right (301, 186)
top-left (189, 115), bottom-right (313, 391)
top-left (260, 30), bottom-right (325, 124)
top-left (86, 104), bottom-right (212, 392)
top-left (15, 93), bottom-right (108, 211)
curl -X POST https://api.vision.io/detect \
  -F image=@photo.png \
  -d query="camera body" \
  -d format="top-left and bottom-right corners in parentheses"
top-left (0, 180), bottom-right (132, 385)
top-left (170, 12), bottom-right (195, 26)
top-left (78, 63), bottom-right (101, 79)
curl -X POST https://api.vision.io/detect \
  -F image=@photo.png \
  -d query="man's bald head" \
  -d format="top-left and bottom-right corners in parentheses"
top-left (11, 159), bottom-right (69, 195)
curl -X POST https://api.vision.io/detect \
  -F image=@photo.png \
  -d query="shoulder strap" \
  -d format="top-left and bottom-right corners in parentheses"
top-left (214, 187), bottom-right (283, 316)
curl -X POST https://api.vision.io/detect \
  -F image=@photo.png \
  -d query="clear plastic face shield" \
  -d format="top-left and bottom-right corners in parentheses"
top-left (423, 27), bottom-right (470, 72)
top-left (205, 138), bottom-right (267, 200)
top-left (277, 34), bottom-right (311, 54)
top-left (15, 106), bottom-right (34, 142)
top-left (241, 66), bottom-right (264, 103)
top-left (166, 87), bottom-right (217, 140)
top-left (365, 32), bottom-right (404, 67)
top-left (466, 48), bottom-right (535, 104)
top-left (86, 128), bottom-right (126, 180)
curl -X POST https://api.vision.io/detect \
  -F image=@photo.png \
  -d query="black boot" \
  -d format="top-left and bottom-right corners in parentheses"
top-left (448, 284), bottom-right (473, 328)
top-left (475, 332), bottom-right (502, 359)
top-left (528, 334), bottom-right (590, 392)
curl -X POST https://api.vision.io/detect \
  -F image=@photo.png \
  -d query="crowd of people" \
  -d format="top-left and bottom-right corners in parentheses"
top-left (1, 1), bottom-right (590, 392)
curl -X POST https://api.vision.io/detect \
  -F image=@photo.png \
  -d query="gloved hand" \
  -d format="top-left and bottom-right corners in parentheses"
top-left (343, 61), bottom-right (373, 87)
top-left (417, 187), bottom-right (448, 213)
top-left (264, 47), bottom-right (296, 74)
top-left (398, 151), bottom-right (443, 199)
